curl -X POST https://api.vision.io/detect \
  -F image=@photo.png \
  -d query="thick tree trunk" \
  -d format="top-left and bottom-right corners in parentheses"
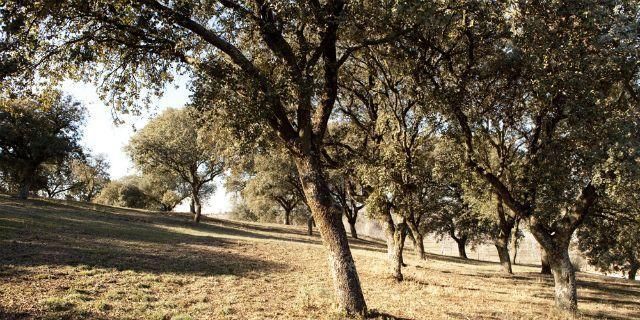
top-left (629, 262), bottom-right (638, 280)
top-left (348, 219), bottom-right (358, 239)
top-left (495, 243), bottom-right (512, 274)
top-left (294, 157), bottom-right (367, 315)
top-left (284, 209), bottom-right (291, 225)
top-left (541, 248), bottom-right (552, 274)
top-left (546, 246), bottom-right (578, 312)
top-left (189, 198), bottom-right (195, 214)
top-left (455, 238), bottom-right (468, 259)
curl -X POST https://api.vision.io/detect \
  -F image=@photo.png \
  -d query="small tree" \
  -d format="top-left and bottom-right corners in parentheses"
top-left (0, 89), bottom-right (84, 199)
top-left (127, 108), bottom-right (224, 223)
top-left (69, 154), bottom-right (110, 202)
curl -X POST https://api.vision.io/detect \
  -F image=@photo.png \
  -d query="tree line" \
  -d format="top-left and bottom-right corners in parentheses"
top-left (1, 0), bottom-right (638, 316)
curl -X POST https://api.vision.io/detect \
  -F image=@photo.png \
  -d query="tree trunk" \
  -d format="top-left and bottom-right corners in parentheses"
top-left (382, 211), bottom-right (399, 279)
top-left (629, 263), bottom-right (638, 280)
top-left (546, 246), bottom-right (578, 312)
top-left (495, 243), bottom-right (512, 274)
top-left (192, 193), bottom-right (202, 223)
top-left (391, 221), bottom-right (407, 281)
top-left (494, 195), bottom-right (513, 274)
top-left (406, 219), bottom-right (425, 260)
top-left (307, 216), bottom-right (314, 235)
top-left (541, 248), bottom-right (552, 275)
top-left (294, 156), bottom-right (367, 315)
top-left (456, 238), bottom-right (468, 259)
top-left (189, 198), bottom-right (195, 214)
top-left (348, 219), bottom-right (358, 239)
top-left (414, 232), bottom-right (425, 260)
top-left (284, 209), bottom-right (291, 225)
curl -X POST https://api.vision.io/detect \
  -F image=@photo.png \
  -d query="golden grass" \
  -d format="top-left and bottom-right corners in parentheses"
top-left (0, 196), bottom-right (638, 319)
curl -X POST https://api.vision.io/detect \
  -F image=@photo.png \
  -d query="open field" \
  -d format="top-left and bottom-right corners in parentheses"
top-left (1, 196), bottom-right (638, 320)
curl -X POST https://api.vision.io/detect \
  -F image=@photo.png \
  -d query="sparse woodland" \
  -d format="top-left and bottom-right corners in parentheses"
top-left (1, 1), bottom-right (639, 319)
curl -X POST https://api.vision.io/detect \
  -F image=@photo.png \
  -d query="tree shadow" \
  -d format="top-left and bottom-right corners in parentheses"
top-left (0, 199), bottom-right (286, 277)
top-left (367, 309), bottom-right (414, 320)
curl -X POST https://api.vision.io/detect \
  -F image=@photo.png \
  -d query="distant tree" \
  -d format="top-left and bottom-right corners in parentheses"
top-left (328, 172), bottom-right (364, 239)
top-left (69, 154), bottom-right (110, 202)
top-left (94, 177), bottom-right (155, 209)
top-left (0, 89), bottom-right (84, 199)
top-left (136, 172), bottom-right (189, 212)
top-left (39, 157), bottom-right (78, 198)
top-left (127, 108), bottom-right (224, 223)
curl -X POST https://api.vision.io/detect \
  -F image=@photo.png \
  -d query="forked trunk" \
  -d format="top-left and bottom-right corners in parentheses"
top-left (348, 219), bottom-right (358, 239)
top-left (294, 156), bottom-right (366, 315)
top-left (546, 246), bottom-right (578, 312)
top-left (456, 237), bottom-right (468, 259)
top-left (541, 248), bottom-right (552, 274)
top-left (495, 243), bottom-right (512, 274)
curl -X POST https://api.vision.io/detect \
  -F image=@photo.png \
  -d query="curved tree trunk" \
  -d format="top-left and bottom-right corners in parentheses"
top-left (456, 237), bottom-right (468, 259)
top-left (541, 248), bottom-right (552, 274)
top-left (295, 156), bottom-right (367, 315)
top-left (348, 218), bottom-right (358, 239)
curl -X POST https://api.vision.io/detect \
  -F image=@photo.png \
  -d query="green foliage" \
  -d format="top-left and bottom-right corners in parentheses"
top-left (94, 177), bottom-right (156, 209)
top-left (127, 107), bottom-right (224, 215)
top-left (0, 89), bottom-right (85, 198)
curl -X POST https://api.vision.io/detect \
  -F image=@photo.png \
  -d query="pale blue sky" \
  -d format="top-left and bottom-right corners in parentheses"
top-left (61, 79), bottom-right (231, 214)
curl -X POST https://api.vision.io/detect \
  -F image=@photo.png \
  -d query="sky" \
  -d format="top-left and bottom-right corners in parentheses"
top-left (60, 79), bottom-right (232, 214)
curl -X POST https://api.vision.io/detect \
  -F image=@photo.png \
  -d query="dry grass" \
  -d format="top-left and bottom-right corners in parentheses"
top-left (0, 196), bottom-right (638, 320)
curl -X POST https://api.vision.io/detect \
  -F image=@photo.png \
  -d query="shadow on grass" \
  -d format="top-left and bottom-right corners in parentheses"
top-left (0, 199), bottom-right (287, 277)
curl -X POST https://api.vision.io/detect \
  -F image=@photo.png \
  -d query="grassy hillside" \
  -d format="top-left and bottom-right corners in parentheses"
top-left (0, 196), bottom-right (638, 320)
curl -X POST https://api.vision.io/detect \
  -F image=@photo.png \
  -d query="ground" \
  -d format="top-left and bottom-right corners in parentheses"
top-left (0, 196), bottom-right (638, 320)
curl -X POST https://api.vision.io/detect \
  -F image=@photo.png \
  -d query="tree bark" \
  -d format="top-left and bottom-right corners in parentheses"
top-left (495, 242), bottom-right (512, 274)
top-left (348, 218), bottom-right (358, 239)
top-left (193, 200), bottom-right (202, 223)
top-left (294, 156), bottom-right (367, 315)
top-left (545, 246), bottom-right (578, 312)
top-left (406, 219), bottom-right (425, 260)
top-left (284, 209), bottom-right (291, 225)
top-left (455, 237), bottom-right (468, 259)
top-left (307, 216), bottom-right (314, 235)
top-left (629, 262), bottom-right (638, 280)
top-left (494, 194), bottom-right (513, 274)
top-left (391, 221), bottom-right (407, 281)
top-left (541, 248), bottom-right (552, 274)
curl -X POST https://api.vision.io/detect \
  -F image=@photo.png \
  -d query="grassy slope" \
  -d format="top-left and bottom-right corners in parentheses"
top-left (0, 197), bottom-right (638, 320)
